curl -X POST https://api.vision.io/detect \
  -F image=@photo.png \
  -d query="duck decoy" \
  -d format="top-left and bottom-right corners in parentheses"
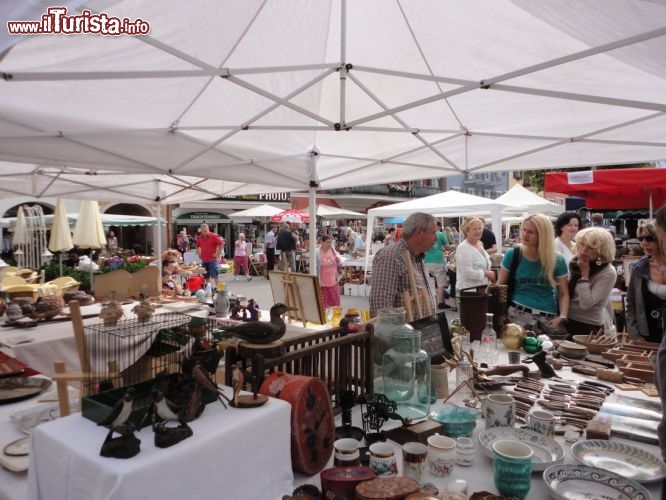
top-left (221, 303), bottom-right (297, 344)
top-left (98, 387), bottom-right (136, 428)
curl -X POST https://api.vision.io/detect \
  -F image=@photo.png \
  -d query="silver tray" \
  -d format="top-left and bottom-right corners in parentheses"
top-left (478, 426), bottom-right (564, 471)
top-left (543, 464), bottom-right (651, 500)
top-left (571, 439), bottom-right (666, 483)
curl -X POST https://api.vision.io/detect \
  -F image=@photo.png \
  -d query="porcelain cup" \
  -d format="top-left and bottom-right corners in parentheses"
top-left (492, 439), bottom-right (533, 500)
top-left (426, 433), bottom-right (456, 477)
top-left (528, 409), bottom-right (555, 437)
top-left (482, 394), bottom-right (516, 429)
top-left (455, 436), bottom-right (475, 466)
top-left (333, 438), bottom-right (361, 467)
top-left (368, 442), bottom-right (398, 477)
top-left (401, 441), bottom-right (427, 483)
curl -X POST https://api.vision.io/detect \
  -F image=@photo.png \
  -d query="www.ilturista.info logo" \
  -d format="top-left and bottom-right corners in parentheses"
top-left (7, 7), bottom-right (150, 36)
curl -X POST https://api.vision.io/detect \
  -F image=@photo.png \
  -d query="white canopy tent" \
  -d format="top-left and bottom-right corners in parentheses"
top-left (366, 190), bottom-right (516, 255)
top-left (2, 0), bottom-right (666, 272)
top-left (495, 184), bottom-right (565, 216)
top-left (303, 205), bottom-right (367, 219)
top-left (0, 213), bottom-right (165, 229)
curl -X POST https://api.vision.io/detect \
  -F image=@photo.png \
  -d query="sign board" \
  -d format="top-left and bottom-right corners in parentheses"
top-left (175, 212), bottom-right (230, 224)
top-left (220, 192), bottom-right (290, 202)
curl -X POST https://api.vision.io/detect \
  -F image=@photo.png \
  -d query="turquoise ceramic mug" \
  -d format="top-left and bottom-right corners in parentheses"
top-left (492, 439), bottom-right (533, 500)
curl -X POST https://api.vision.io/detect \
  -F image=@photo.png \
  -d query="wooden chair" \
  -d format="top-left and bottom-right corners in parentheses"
top-left (250, 255), bottom-right (266, 277)
top-left (51, 301), bottom-right (119, 417)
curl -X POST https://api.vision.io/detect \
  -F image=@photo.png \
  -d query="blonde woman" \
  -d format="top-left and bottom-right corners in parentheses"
top-left (455, 217), bottom-right (495, 305)
top-left (626, 221), bottom-right (666, 341)
top-left (497, 213), bottom-right (569, 327)
top-left (567, 228), bottom-right (617, 336)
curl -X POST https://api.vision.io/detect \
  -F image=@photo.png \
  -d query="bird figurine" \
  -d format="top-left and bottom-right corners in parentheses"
top-left (142, 389), bottom-right (187, 429)
top-left (190, 359), bottom-right (231, 408)
top-left (231, 364), bottom-right (245, 407)
top-left (98, 387), bottom-right (136, 428)
top-left (221, 303), bottom-right (297, 344)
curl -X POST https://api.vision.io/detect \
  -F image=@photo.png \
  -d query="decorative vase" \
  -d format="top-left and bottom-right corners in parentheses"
top-left (132, 297), bottom-right (155, 323)
top-left (215, 284), bottom-right (229, 318)
top-left (381, 327), bottom-right (431, 421)
top-left (330, 306), bottom-right (343, 328)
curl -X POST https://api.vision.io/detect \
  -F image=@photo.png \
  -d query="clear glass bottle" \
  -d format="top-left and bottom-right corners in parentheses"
top-left (372, 308), bottom-right (407, 381)
top-left (330, 306), bottom-right (343, 328)
top-left (455, 355), bottom-right (473, 397)
top-left (382, 328), bottom-right (431, 421)
top-left (480, 313), bottom-right (498, 365)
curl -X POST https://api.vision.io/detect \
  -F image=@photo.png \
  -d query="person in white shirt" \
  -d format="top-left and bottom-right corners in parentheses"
top-left (455, 217), bottom-right (495, 306)
top-left (554, 212), bottom-right (582, 266)
top-left (264, 225), bottom-right (277, 273)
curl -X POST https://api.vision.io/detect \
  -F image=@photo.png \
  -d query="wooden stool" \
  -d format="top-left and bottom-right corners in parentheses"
top-left (225, 340), bottom-right (286, 392)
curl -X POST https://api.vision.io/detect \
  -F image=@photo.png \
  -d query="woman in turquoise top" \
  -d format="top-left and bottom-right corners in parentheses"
top-left (497, 213), bottom-right (569, 328)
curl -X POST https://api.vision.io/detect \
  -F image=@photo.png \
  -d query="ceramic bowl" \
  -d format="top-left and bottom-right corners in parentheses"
top-left (430, 407), bottom-right (480, 438)
top-left (543, 464), bottom-right (650, 500)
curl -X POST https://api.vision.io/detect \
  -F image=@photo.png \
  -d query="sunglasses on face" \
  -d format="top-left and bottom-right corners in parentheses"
top-left (638, 235), bottom-right (657, 242)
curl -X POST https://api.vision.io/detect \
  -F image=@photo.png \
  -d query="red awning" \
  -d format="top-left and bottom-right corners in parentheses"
top-left (544, 168), bottom-right (666, 210)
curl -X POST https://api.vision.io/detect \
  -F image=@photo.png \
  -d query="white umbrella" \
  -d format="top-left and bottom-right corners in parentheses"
top-left (229, 204), bottom-right (284, 219)
top-left (72, 201), bottom-right (107, 249)
top-left (48, 198), bottom-right (74, 276)
top-left (72, 201), bottom-right (107, 290)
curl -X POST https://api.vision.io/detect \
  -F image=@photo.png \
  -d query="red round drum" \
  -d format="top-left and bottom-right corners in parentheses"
top-left (260, 372), bottom-right (335, 475)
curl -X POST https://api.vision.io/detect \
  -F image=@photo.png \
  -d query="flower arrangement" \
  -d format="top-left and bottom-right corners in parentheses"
top-left (100, 255), bottom-right (148, 274)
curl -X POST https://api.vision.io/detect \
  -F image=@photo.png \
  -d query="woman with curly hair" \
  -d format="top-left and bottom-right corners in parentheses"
top-left (497, 213), bottom-right (569, 327)
top-left (566, 228), bottom-right (617, 336)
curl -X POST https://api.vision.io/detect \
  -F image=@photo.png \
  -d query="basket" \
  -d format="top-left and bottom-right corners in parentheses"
top-left (430, 406), bottom-right (480, 438)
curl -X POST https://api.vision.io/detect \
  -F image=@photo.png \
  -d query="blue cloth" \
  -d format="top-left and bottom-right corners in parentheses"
top-left (501, 247), bottom-right (567, 313)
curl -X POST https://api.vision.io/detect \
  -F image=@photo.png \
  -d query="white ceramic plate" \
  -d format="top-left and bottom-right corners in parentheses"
top-left (163, 301), bottom-right (201, 313)
top-left (478, 426), bottom-right (564, 471)
top-left (543, 464), bottom-right (651, 500)
top-left (571, 439), bottom-right (666, 483)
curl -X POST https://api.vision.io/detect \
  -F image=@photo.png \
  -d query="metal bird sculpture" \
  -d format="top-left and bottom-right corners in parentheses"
top-left (191, 359), bottom-right (231, 408)
top-left (98, 387), bottom-right (136, 428)
top-left (221, 303), bottom-right (297, 344)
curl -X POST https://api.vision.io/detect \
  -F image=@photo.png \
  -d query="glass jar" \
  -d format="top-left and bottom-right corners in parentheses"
top-left (382, 328), bottom-right (431, 421)
top-left (341, 308), bottom-right (362, 333)
top-left (372, 308), bottom-right (407, 387)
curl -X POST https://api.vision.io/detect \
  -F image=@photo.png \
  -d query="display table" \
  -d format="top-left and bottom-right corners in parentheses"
top-left (27, 393), bottom-right (294, 500)
top-left (294, 349), bottom-right (665, 498)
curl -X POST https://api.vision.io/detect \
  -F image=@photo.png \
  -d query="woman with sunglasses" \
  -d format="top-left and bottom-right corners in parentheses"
top-left (626, 221), bottom-right (666, 342)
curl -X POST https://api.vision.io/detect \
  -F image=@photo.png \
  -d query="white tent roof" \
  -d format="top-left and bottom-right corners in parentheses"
top-left (228, 204), bottom-right (284, 219)
top-left (0, 0), bottom-right (665, 197)
top-left (495, 184), bottom-right (565, 216)
top-left (368, 191), bottom-right (514, 219)
top-left (302, 205), bottom-right (367, 219)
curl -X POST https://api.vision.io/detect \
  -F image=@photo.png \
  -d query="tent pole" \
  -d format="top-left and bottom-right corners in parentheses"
top-left (308, 149), bottom-right (320, 276)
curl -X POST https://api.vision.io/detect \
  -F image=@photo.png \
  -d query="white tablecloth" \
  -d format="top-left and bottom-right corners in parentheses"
top-left (27, 393), bottom-right (294, 500)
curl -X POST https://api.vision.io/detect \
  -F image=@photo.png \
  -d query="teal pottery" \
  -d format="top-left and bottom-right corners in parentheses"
top-left (492, 439), bottom-right (533, 500)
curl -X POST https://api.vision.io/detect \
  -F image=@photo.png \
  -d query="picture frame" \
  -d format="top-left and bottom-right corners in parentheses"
top-left (409, 311), bottom-right (453, 364)
top-left (267, 271), bottom-right (326, 325)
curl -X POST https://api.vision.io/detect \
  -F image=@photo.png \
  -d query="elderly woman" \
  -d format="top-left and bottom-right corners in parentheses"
top-left (497, 213), bottom-right (569, 328)
top-left (233, 233), bottom-right (251, 281)
top-left (566, 228), bottom-right (617, 336)
top-left (554, 211), bottom-right (582, 266)
top-left (455, 217), bottom-right (495, 307)
top-left (626, 221), bottom-right (666, 342)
